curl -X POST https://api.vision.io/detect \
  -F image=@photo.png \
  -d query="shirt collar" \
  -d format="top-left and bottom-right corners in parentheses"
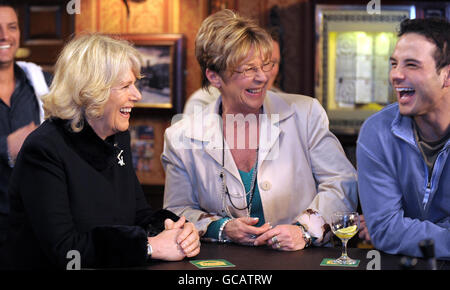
top-left (13, 63), bottom-right (30, 90)
top-left (391, 107), bottom-right (450, 150)
top-left (391, 109), bottom-right (416, 146)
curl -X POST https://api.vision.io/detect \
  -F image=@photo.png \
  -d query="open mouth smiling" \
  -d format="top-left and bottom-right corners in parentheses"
top-left (0, 44), bottom-right (12, 50)
top-left (119, 107), bottom-right (132, 116)
top-left (396, 87), bottom-right (415, 101)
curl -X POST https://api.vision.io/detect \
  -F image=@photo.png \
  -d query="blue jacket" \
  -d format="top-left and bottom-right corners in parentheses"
top-left (357, 103), bottom-right (449, 260)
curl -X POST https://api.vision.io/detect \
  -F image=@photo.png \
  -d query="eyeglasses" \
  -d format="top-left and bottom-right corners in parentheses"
top-left (234, 62), bottom-right (275, 78)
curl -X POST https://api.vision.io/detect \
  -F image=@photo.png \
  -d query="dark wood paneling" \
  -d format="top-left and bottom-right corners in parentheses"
top-left (16, 1), bottom-right (75, 71)
top-left (27, 5), bottom-right (62, 39)
top-left (278, 1), bottom-right (315, 96)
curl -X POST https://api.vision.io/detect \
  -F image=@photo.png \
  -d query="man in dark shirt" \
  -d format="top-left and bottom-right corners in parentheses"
top-left (0, 1), bottom-right (51, 245)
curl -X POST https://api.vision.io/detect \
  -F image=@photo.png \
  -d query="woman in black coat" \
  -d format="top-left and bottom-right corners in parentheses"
top-left (0, 34), bottom-right (200, 269)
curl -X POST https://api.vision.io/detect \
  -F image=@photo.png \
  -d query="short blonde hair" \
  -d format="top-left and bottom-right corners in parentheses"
top-left (42, 33), bottom-right (142, 132)
top-left (195, 9), bottom-right (273, 89)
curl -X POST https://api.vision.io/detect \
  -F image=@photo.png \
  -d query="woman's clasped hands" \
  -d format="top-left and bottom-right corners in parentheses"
top-left (147, 216), bottom-right (200, 261)
top-left (223, 217), bottom-right (308, 251)
top-left (253, 224), bottom-right (308, 251)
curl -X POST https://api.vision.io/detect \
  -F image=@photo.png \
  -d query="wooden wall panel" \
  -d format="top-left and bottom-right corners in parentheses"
top-left (179, 0), bottom-right (208, 98)
top-left (76, 0), bottom-right (96, 33)
top-left (126, 0), bottom-right (167, 33)
top-left (77, 0), bottom-right (173, 34)
top-left (236, 0), bottom-right (314, 96)
top-left (75, 0), bottom-right (316, 102)
top-left (17, 2), bottom-right (74, 71)
top-left (97, 0), bottom-right (126, 33)
top-left (76, 0), bottom-right (206, 100)
top-left (236, 0), bottom-right (266, 25)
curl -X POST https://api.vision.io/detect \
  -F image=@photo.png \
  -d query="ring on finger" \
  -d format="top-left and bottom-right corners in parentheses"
top-left (276, 242), bottom-right (281, 249)
top-left (271, 236), bottom-right (279, 244)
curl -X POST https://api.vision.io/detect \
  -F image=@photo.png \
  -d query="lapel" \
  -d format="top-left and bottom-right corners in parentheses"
top-left (183, 92), bottom-right (296, 182)
top-left (185, 97), bottom-right (242, 182)
top-left (257, 91), bottom-right (295, 170)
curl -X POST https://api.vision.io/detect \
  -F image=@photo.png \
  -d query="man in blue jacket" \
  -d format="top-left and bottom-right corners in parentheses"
top-left (357, 17), bottom-right (449, 260)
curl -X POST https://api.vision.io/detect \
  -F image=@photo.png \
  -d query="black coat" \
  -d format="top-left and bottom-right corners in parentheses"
top-left (0, 118), bottom-right (178, 269)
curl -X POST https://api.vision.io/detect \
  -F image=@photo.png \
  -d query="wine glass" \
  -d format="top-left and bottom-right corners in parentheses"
top-left (330, 211), bottom-right (360, 265)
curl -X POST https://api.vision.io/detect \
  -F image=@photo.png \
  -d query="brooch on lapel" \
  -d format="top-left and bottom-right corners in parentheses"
top-left (117, 150), bottom-right (125, 166)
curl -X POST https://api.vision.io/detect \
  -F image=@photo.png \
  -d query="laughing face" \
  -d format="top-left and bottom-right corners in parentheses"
top-left (218, 47), bottom-right (270, 115)
top-left (0, 6), bottom-right (20, 68)
top-left (389, 33), bottom-right (448, 118)
top-left (88, 69), bottom-right (142, 140)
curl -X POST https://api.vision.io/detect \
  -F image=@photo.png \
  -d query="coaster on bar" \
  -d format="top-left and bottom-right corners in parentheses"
top-left (190, 259), bottom-right (236, 269)
top-left (320, 258), bottom-right (360, 267)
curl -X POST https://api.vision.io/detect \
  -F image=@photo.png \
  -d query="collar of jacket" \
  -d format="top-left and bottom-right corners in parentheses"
top-left (184, 91), bottom-right (295, 142)
top-left (180, 91), bottom-right (296, 181)
top-left (51, 118), bottom-right (121, 171)
top-left (391, 104), bottom-right (450, 150)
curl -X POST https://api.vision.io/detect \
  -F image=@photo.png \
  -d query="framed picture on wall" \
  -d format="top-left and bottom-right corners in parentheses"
top-left (129, 118), bottom-right (170, 185)
top-left (118, 34), bottom-right (184, 113)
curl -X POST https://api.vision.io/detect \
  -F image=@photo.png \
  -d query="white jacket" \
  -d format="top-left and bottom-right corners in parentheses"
top-left (162, 91), bottom-right (358, 243)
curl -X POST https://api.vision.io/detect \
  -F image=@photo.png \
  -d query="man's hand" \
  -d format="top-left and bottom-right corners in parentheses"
top-left (358, 215), bottom-right (372, 241)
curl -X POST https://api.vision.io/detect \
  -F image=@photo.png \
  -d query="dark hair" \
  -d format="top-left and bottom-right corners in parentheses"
top-left (398, 18), bottom-right (450, 72)
top-left (0, 0), bottom-right (18, 17)
top-left (0, 0), bottom-right (17, 9)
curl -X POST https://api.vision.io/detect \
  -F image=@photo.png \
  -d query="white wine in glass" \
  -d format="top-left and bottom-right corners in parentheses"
top-left (331, 212), bottom-right (360, 265)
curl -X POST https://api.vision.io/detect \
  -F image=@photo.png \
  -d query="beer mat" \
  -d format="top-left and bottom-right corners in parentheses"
top-left (320, 258), bottom-right (360, 267)
top-left (190, 259), bottom-right (236, 269)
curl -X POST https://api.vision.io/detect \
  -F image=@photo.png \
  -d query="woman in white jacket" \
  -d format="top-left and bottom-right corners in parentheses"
top-left (162, 9), bottom-right (358, 251)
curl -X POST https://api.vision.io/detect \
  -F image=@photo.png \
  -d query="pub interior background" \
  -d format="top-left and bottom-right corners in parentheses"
top-left (14, 0), bottom-right (450, 210)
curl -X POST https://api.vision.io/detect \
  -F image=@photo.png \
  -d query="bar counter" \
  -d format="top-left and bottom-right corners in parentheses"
top-left (123, 242), bottom-right (449, 270)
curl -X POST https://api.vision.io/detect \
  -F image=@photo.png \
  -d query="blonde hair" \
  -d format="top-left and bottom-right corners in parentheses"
top-left (42, 33), bottom-right (142, 132)
top-left (195, 9), bottom-right (273, 89)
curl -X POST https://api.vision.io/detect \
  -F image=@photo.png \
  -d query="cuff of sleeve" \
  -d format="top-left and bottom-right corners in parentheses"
top-left (296, 209), bottom-right (331, 246)
top-left (145, 209), bottom-right (180, 237)
top-left (204, 217), bottom-right (230, 240)
top-left (92, 225), bottom-right (148, 267)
